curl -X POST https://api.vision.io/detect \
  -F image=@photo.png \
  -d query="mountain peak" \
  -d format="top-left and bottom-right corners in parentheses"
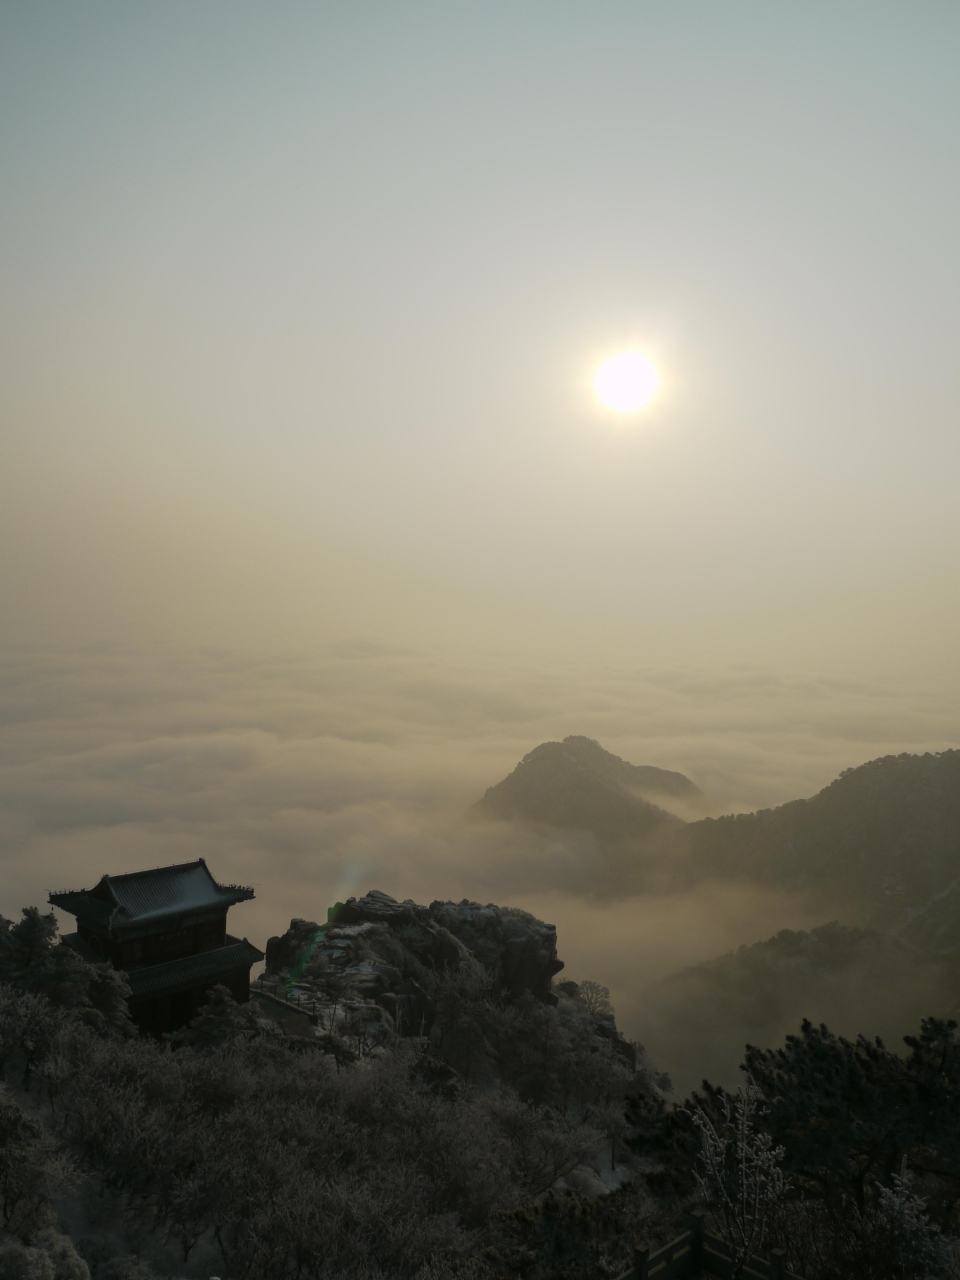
top-left (476, 736), bottom-right (700, 838)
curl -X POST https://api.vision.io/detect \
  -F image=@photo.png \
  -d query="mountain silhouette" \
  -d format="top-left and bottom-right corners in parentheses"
top-left (475, 735), bottom-right (701, 839)
top-left (478, 743), bottom-right (960, 946)
top-left (478, 740), bottom-right (960, 1087)
top-left (683, 749), bottom-right (960, 942)
top-left (642, 920), bottom-right (953, 1092)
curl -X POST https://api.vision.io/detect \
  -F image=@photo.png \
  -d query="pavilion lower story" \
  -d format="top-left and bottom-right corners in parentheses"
top-left (125, 936), bottom-right (265, 1035)
top-left (65, 933), bottom-right (264, 1036)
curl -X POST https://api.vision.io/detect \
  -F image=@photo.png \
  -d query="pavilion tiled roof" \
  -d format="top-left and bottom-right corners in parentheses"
top-left (50, 859), bottom-right (254, 933)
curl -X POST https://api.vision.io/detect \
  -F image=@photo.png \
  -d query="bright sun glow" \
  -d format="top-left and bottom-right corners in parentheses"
top-left (594, 352), bottom-right (659, 412)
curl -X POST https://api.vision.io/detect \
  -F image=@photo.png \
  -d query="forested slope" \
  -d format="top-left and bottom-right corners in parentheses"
top-left (0, 899), bottom-right (659, 1280)
top-left (2, 892), bottom-right (960, 1279)
top-left (478, 744), bottom-right (960, 938)
top-left (640, 922), bottom-right (954, 1093)
top-left (682, 750), bottom-right (960, 934)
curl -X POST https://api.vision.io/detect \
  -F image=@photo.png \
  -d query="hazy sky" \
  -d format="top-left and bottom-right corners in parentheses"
top-left (2, 6), bottom-right (959, 1063)
top-left (3, 2), bottom-right (959, 660)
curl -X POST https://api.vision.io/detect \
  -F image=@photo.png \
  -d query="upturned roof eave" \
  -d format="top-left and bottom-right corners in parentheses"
top-left (49, 861), bottom-right (255, 934)
top-left (49, 891), bottom-right (252, 934)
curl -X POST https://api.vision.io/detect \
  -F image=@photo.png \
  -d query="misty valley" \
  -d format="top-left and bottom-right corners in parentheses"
top-left (477, 737), bottom-right (960, 1094)
top-left (2, 736), bottom-right (960, 1280)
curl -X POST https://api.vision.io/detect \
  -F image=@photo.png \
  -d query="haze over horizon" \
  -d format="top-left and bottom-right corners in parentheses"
top-left (2, 4), bottom-right (959, 1069)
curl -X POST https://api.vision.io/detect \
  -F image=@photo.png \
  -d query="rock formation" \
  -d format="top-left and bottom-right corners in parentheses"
top-left (262, 890), bottom-right (642, 1100)
top-left (265, 889), bottom-right (565, 1040)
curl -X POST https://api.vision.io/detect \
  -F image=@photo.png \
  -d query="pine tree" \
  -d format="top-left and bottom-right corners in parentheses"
top-left (171, 984), bottom-right (262, 1049)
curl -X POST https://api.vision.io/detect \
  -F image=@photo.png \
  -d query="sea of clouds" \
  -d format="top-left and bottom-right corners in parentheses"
top-left (3, 637), bottom-right (958, 1077)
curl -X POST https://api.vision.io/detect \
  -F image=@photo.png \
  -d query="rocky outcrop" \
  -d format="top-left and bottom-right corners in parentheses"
top-left (260, 891), bottom-right (646, 1117)
top-left (264, 890), bottom-right (565, 1036)
top-left (265, 916), bottom-right (325, 975)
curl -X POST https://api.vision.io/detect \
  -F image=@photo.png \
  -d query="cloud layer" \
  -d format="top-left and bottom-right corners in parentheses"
top-left (2, 640), bottom-right (958, 1079)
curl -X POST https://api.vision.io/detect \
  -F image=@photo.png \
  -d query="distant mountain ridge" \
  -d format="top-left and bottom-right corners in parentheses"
top-left (478, 741), bottom-right (960, 945)
top-left (682, 749), bottom-right (960, 943)
top-left (641, 921), bottom-right (953, 1093)
top-left (475, 735), bottom-right (702, 839)
top-left (478, 739), bottom-right (960, 1088)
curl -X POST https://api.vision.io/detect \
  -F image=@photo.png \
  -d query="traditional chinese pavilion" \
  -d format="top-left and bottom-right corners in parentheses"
top-left (50, 859), bottom-right (264, 1035)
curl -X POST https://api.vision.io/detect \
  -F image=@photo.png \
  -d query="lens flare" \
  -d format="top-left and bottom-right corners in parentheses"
top-left (595, 352), bottom-right (659, 412)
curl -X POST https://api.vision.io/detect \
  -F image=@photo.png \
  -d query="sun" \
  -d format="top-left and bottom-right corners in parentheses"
top-left (594, 352), bottom-right (659, 412)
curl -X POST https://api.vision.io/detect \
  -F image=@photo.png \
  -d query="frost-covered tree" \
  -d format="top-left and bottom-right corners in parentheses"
top-left (169, 984), bottom-right (265, 1049)
top-left (575, 980), bottom-right (612, 1017)
top-left (0, 1090), bottom-right (75, 1238)
top-left (689, 1082), bottom-right (787, 1278)
top-left (0, 911), bottom-right (134, 1039)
